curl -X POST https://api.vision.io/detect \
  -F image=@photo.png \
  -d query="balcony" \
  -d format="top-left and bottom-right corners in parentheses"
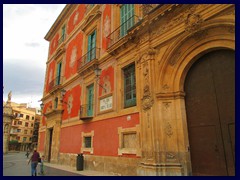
top-left (77, 47), bottom-right (100, 76)
top-left (79, 104), bottom-right (94, 120)
top-left (58, 34), bottom-right (66, 46)
top-left (106, 15), bottom-right (141, 49)
top-left (49, 76), bottom-right (63, 92)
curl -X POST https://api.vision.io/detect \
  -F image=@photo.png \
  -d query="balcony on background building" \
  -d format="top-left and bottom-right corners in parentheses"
top-left (77, 47), bottom-right (100, 76)
top-left (49, 76), bottom-right (63, 92)
top-left (106, 15), bottom-right (141, 49)
top-left (79, 104), bottom-right (94, 120)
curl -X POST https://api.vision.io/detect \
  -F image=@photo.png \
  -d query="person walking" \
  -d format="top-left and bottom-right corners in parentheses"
top-left (28, 148), bottom-right (40, 176)
top-left (25, 150), bottom-right (30, 158)
top-left (39, 155), bottom-right (45, 175)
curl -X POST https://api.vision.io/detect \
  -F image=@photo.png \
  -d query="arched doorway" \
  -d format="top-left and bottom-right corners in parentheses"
top-left (185, 49), bottom-right (235, 176)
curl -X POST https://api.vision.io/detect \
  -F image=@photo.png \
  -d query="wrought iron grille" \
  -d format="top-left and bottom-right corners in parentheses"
top-left (77, 47), bottom-right (100, 70)
top-left (80, 104), bottom-right (94, 119)
top-left (49, 76), bottom-right (63, 91)
top-left (106, 15), bottom-right (140, 48)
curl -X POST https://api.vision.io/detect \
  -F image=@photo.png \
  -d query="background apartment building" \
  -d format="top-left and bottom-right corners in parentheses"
top-left (39, 4), bottom-right (235, 176)
top-left (9, 102), bottom-right (40, 151)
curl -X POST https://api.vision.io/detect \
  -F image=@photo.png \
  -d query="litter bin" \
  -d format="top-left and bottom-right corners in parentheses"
top-left (76, 153), bottom-right (84, 171)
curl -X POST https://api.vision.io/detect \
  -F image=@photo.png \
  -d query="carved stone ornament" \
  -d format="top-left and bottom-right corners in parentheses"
top-left (185, 13), bottom-right (204, 33)
top-left (141, 85), bottom-right (154, 111)
top-left (67, 95), bottom-right (73, 114)
top-left (165, 122), bottom-right (173, 137)
top-left (70, 46), bottom-right (77, 68)
top-left (192, 29), bottom-right (208, 41)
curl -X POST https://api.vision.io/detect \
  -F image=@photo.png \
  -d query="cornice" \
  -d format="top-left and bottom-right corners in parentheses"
top-left (44, 4), bottom-right (77, 41)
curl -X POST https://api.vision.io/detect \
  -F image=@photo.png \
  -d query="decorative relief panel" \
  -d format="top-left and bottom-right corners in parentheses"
top-left (102, 75), bottom-right (111, 95)
top-left (165, 122), bottom-right (173, 137)
top-left (73, 12), bottom-right (79, 25)
top-left (185, 13), bottom-right (204, 33)
top-left (67, 95), bottom-right (73, 114)
top-left (142, 85), bottom-right (154, 111)
top-left (70, 46), bottom-right (77, 68)
top-left (103, 15), bottom-right (110, 38)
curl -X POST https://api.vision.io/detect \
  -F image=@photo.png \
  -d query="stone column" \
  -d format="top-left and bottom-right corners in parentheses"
top-left (3, 100), bottom-right (14, 154)
top-left (136, 48), bottom-right (159, 175)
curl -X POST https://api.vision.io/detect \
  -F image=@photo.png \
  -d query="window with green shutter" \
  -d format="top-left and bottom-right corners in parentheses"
top-left (120, 4), bottom-right (134, 37)
top-left (87, 30), bottom-right (96, 62)
top-left (123, 63), bottom-right (136, 108)
top-left (61, 25), bottom-right (66, 41)
top-left (56, 62), bottom-right (62, 85)
top-left (87, 84), bottom-right (94, 116)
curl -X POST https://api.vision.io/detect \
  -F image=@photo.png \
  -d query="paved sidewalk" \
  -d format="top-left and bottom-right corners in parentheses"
top-left (43, 162), bottom-right (118, 176)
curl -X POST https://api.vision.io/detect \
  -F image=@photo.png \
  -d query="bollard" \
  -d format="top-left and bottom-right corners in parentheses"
top-left (76, 153), bottom-right (84, 171)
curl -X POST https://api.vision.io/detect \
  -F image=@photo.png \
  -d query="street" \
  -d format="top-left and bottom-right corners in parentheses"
top-left (3, 152), bottom-right (81, 176)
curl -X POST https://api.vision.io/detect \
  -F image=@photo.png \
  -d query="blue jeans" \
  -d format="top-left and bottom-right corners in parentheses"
top-left (31, 162), bottom-right (38, 176)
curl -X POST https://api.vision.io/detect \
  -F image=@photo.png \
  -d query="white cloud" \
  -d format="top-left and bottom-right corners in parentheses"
top-left (3, 4), bottom-right (66, 108)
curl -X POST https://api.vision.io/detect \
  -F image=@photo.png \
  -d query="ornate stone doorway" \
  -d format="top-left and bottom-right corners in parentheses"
top-left (185, 49), bottom-right (235, 175)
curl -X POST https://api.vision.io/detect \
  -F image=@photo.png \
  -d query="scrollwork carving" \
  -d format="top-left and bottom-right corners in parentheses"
top-left (185, 13), bottom-right (204, 33)
top-left (141, 85), bottom-right (154, 111)
top-left (165, 122), bottom-right (173, 137)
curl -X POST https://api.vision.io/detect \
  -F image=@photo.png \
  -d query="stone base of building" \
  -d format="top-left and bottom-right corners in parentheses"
top-left (58, 153), bottom-right (140, 176)
top-left (137, 162), bottom-right (184, 176)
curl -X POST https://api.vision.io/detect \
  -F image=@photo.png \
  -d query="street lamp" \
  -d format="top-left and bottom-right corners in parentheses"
top-left (94, 66), bottom-right (107, 93)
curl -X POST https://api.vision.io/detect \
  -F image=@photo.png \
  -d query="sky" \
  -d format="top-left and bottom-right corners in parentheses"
top-left (3, 4), bottom-right (66, 108)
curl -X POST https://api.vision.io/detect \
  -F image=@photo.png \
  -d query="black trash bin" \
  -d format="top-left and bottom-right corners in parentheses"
top-left (76, 153), bottom-right (84, 171)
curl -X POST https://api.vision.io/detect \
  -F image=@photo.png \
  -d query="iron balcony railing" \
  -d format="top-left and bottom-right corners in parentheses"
top-left (58, 34), bottom-right (66, 46)
top-left (106, 15), bottom-right (140, 48)
top-left (77, 47), bottom-right (100, 70)
top-left (49, 76), bottom-right (63, 92)
top-left (80, 104), bottom-right (94, 120)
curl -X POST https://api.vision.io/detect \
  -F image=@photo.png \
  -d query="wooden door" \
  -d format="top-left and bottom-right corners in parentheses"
top-left (185, 49), bottom-right (235, 176)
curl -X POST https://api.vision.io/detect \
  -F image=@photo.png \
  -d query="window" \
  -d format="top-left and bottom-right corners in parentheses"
top-left (84, 137), bottom-right (92, 148)
top-left (25, 122), bottom-right (29, 127)
top-left (81, 131), bottom-right (94, 154)
top-left (54, 97), bottom-right (58, 109)
top-left (87, 30), bottom-right (96, 62)
top-left (13, 121), bottom-right (17, 125)
top-left (20, 114), bottom-right (24, 118)
top-left (24, 130), bottom-right (27, 134)
top-left (123, 64), bottom-right (136, 108)
top-left (26, 115), bottom-right (30, 120)
top-left (56, 62), bottom-right (62, 85)
top-left (18, 121), bottom-right (22, 125)
top-left (87, 84), bottom-right (94, 116)
top-left (32, 116), bottom-right (34, 120)
top-left (23, 137), bottom-right (27, 142)
top-left (61, 25), bottom-right (66, 41)
top-left (120, 4), bottom-right (134, 37)
top-left (17, 129), bottom-right (21, 132)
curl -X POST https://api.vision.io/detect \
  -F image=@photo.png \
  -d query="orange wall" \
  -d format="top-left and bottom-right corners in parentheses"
top-left (49, 33), bottom-right (59, 57)
top-left (102, 4), bottom-right (111, 51)
top-left (62, 84), bottom-right (82, 120)
top-left (45, 60), bottom-right (56, 93)
top-left (99, 65), bottom-right (114, 96)
top-left (59, 113), bottom-right (139, 157)
top-left (67, 5), bottom-right (85, 35)
top-left (38, 131), bottom-right (45, 152)
top-left (65, 32), bottom-right (83, 80)
top-left (42, 101), bottom-right (52, 126)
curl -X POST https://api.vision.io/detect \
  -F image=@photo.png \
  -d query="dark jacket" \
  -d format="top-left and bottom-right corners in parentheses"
top-left (31, 151), bottom-right (40, 162)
